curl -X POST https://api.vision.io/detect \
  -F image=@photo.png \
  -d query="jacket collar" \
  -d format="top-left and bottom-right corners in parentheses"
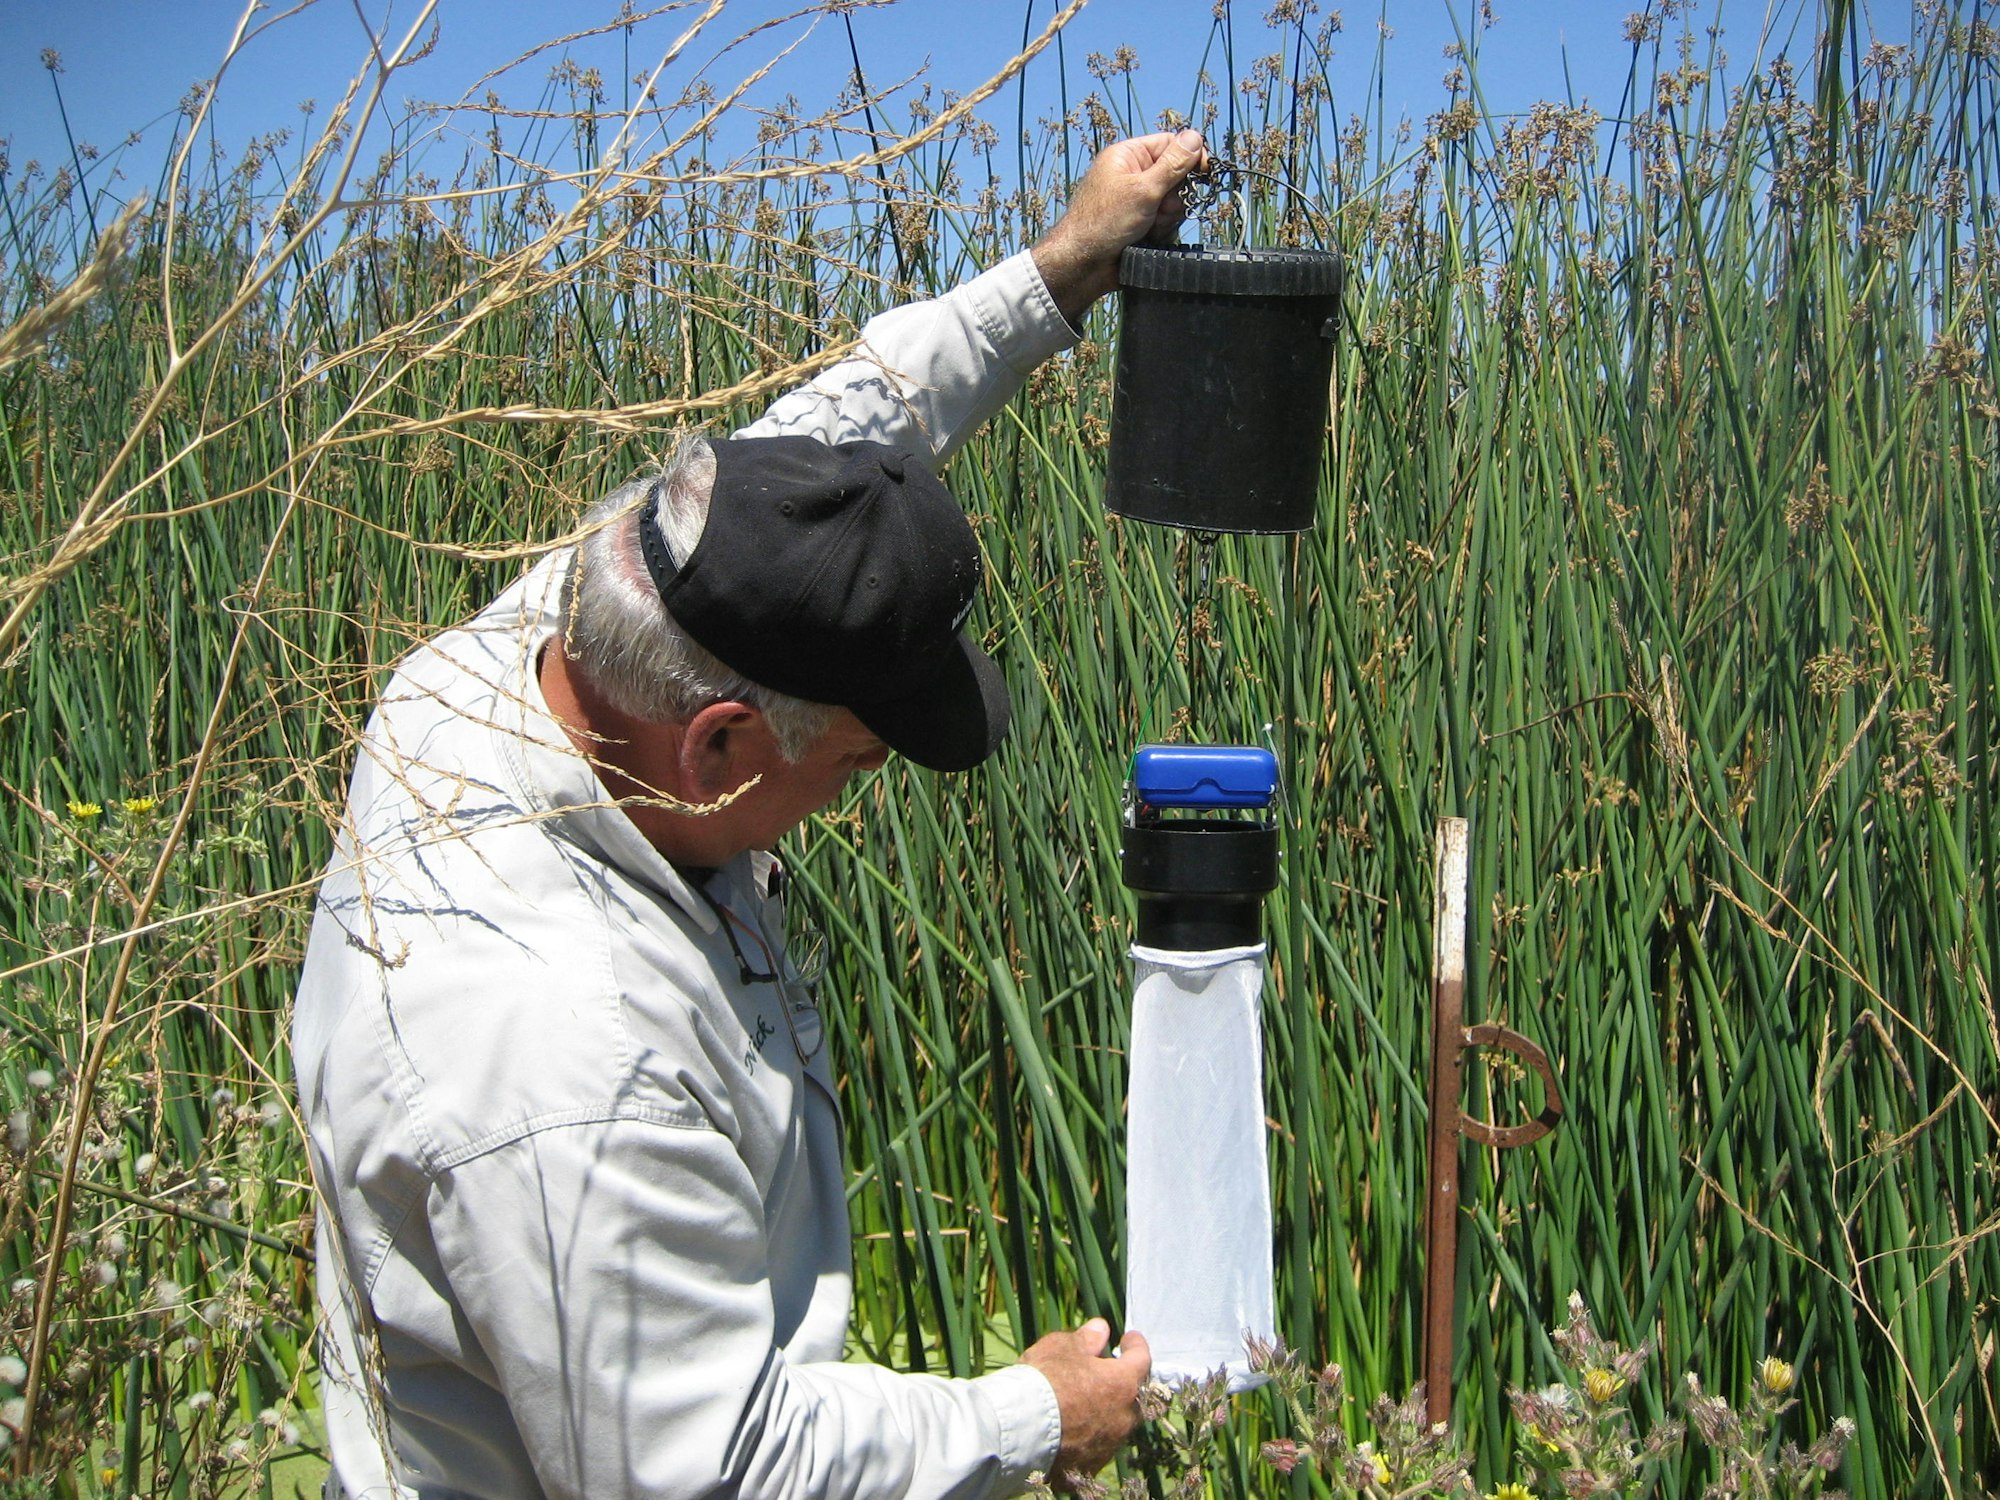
top-left (491, 553), bottom-right (731, 936)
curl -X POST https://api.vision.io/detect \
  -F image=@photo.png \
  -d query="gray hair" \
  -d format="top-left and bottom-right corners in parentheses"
top-left (561, 436), bottom-right (836, 763)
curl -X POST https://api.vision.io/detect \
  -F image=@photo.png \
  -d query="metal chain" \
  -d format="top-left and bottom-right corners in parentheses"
top-left (1182, 529), bottom-right (1221, 738)
top-left (1178, 154), bottom-right (1334, 243)
top-left (1178, 156), bottom-right (1245, 224)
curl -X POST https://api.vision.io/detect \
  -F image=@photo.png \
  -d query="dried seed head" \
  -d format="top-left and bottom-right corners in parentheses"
top-left (1808, 1416), bottom-right (1859, 1470)
top-left (1261, 1439), bottom-right (1302, 1474)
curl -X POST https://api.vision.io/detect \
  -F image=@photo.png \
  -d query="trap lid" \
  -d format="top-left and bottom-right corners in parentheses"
top-left (1129, 744), bottom-right (1279, 811)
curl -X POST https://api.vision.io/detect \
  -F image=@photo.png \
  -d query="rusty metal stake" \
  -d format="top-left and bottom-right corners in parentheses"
top-left (1422, 817), bottom-right (1565, 1430)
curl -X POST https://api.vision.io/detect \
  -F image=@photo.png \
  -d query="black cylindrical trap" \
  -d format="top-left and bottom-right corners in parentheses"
top-left (1104, 245), bottom-right (1345, 534)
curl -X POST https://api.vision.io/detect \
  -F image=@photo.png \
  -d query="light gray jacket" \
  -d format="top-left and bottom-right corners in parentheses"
top-left (293, 250), bottom-right (1080, 1500)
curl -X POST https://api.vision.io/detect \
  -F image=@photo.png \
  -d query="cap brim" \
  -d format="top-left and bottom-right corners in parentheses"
top-left (851, 633), bottom-right (1011, 774)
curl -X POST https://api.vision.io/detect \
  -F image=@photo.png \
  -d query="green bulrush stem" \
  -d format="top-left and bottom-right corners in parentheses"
top-left (120, 1351), bottom-right (143, 1496)
top-left (27, 1167), bottom-right (307, 1262)
top-left (1281, 532), bottom-right (1319, 1366)
top-left (987, 959), bottom-right (1118, 1313)
top-left (0, 1), bottom-right (440, 662)
top-left (43, 59), bottom-right (101, 245)
top-left (13, 478), bottom-right (308, 1471)
top-left (5, 5), bottom-right (1995, 1489)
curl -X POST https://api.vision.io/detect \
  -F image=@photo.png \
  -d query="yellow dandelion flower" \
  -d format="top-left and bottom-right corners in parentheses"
top-left (1583, 1366), bottom-right (1625, 1405)
top-left (1758, 1356), bottom-right (1796, 1395)
top-left (121, 796), bottom-right (158, 814)
top-left (67, 800), bottom-right (103, 819)
top-left (1356, 1441), bottom-right (1392, 1486)
top-left (1489, 1484), bottom-right (1538, 1500)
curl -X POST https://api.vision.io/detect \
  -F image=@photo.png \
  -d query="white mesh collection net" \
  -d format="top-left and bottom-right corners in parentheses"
top-left (1123, 942), bottom-right (1274, 1390)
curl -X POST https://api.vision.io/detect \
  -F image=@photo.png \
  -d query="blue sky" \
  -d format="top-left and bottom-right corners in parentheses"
top-left (0, 0), bottom-right (1750, 208)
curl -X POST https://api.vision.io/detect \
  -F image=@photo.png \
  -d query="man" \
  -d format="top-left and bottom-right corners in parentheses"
top-left (294, 128), bottom-right (1211, 1500)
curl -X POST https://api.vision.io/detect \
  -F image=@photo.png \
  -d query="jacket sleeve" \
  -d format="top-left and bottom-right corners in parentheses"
top-left (734, 250), bottom-right (1079, 468)
top-left (429, 1116), bottom-right (1061, 1500)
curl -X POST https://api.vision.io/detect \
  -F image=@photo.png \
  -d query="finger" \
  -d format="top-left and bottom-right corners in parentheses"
top-left (1123, 132), bottom-right (1194, 192)
top-left (1115, 1332), bottom-right (1152, 1382)
top-left (1132, 134), bottom-right (1204, 234)
top-left (1142, 129), bottom-right (1204, 185)
top-left (1075, 1316), bottom-right (1112, 1355)
top-left (1112, 130), bottom-right (1187, 167)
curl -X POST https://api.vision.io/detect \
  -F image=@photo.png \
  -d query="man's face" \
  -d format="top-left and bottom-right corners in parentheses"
top-left (730, 707), bottom-right (891, 851)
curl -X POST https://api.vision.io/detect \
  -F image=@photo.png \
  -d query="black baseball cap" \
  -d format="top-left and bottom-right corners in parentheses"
top-left (636, 435), bottom-right (1011, 773)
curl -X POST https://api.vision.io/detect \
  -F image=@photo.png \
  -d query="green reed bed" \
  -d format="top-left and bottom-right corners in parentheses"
top-left (2, 1), bottom-right (1995, 1494)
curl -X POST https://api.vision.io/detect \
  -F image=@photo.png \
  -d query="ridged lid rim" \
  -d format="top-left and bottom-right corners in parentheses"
top-left (1119, 244), bottom-right (1345, 296)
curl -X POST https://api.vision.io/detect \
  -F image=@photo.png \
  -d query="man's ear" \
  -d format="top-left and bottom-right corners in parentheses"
top-left (680, 701), bottom-right (764, 797)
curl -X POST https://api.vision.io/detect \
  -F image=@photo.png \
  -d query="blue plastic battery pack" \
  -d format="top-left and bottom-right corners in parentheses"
top-left (1129, 744), bottom-right (1279, 811)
